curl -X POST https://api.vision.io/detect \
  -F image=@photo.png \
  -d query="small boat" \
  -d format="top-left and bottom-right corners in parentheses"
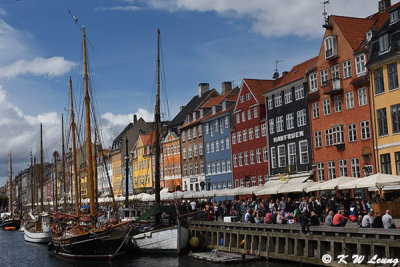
top-left (24, 214), bottom-right (52, 243)
top-left (0, 219), bottom-right (21, 230)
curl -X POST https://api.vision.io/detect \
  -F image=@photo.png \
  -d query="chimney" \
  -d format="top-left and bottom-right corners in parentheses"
top-left (282, 71), bottom-right (289, 77)
top-left (379, 0), bottom-right (391, 13)
top-left (198, 83), bottom-right (209, 97)
top-left (221, 81), bottom-right (232, 94)
top-left (133, 114), bottom-right (137, 124)
top-left (180, 106), bottom-right (185, 112)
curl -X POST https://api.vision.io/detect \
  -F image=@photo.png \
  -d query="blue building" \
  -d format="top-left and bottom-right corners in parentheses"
top-left (203, 82), bottom-right (239, 191)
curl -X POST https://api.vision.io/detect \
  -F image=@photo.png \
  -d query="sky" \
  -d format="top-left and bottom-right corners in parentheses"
top-left (0, 0), bottom-right (397, 186)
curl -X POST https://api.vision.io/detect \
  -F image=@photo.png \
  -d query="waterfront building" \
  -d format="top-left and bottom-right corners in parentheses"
top-left (180, 84), bottom-right (219, 191)
top-left (203, 82), bottom-right (238, 191)
top-left (367, 1), bottom-right (400, 175)
top-left (161, 130), bottom-right (182, 191)
top-left (231, 79), bottom-right (276, 188)
top-left (264, 58), bottom-right (317, 177)
top-left (308, 15), bottom-right (378, 184)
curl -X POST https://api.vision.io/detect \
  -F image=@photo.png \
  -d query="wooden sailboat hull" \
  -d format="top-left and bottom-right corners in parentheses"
top-left (49, 221), bottom-right (135, 260)
top-left (24, 228), bottom-right (52, 243)
top-left (132, 226), bottom-right (189, 252)
top-left (0, 219), bottom-right (21, 230)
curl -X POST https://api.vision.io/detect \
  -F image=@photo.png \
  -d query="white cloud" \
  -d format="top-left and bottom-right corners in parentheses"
top-left (141, 0), bottom-right (393, 38)
top-left (0, 8), bottom-right (6, 16)
top-left (95, 5), bottom-right (141, 12)
top-left (0, 57), bottom-right (76, 79)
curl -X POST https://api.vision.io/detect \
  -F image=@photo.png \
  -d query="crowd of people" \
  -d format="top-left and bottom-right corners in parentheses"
top-left (187, 195), bottom-right (398, 233)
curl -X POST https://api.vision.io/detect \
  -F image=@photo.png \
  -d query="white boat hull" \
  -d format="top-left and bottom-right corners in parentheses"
top-left (24, 228), bottom-right (52, 243)
top-left (132, 226), bottom-right (189, 252)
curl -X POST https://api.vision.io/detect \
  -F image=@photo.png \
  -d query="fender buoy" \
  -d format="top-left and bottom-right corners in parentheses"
top-left (4, 227), bottom-right (16, 231)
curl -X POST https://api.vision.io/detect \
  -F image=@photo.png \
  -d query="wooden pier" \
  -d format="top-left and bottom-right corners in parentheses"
top-left (188, 221), bottom-right (400, 266)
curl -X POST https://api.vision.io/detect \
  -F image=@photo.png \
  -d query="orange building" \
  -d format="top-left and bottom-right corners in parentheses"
top-left (161, 131), bottom-right (182, 191)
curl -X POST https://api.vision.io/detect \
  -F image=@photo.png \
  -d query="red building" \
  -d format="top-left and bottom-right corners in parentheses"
top-left (231, 79), bottom-right (277, 188)
top-left (308, 15), bottom-right (379, 185)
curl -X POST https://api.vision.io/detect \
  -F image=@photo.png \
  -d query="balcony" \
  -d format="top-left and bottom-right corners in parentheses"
top-left (322, 77), bottom-right (343, 96)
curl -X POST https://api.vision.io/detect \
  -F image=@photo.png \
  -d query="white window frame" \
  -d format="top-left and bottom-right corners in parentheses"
top-left (323, 99), bottom-right (331, 116)
top-left (312, 102), bottom-right (320, 118)
top-left (269, 119), bottom-right (275, 134)
top-left (334, 95), bottom-right (342, 113)
top-left (355, 54), bottom-right (366, 76)
top-left (295, 84), bottom-right (304, 100)
top-left (314, 131), bottom-right (322, 148)
top-left (345, 91), bottom-right (354, 109)
top-left (285, 90), bottom-right (292, 104)
top-left (287, 142), bottom-right (296, 166)
top-left (297, 109), bottom-right (306, 127)
top-left (361, 120), bottom-right (371, 140)
top-left (275, 94), bottom-right (282, 107)
top-left (299, 140), bottom-right (309, 164)
top-left (276, 116), bottom-right (284, 132)
top-left (309, 72), bottom-right (318, 92)
top-left (343, 60), bottom-right (352, 79)
top-left (286, 113), bottom-right (294, 130)
top-left (278, 145), bottom-right (286, 168)
top-left (270, 147), bottom-right (277, 168)
top-left (358, 87), bottom-right (367, 106)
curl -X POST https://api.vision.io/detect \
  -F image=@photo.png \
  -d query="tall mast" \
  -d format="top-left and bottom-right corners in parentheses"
top-left (62, 114), bottom-right (67, 212)
top-left (30, 152), bottom-right (34, 211)
top-left (82, 26), bottom-right (95, 217)
top-left (70, 76), bottom-right (79, 218)
top-left (53, 152), bottom-right (58, 211)
top-left (155, 29), bottom-right (161, 206)
top-left (40, 123), bottom-right (44, 213)
top-left (34, 157), bottom-right (38, 209)
top-left (125, 137), bottom-right (129, 208)
top-left (8, 151), bottom-right (13, 217)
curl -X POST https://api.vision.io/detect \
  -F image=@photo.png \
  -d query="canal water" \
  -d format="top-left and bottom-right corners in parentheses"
top-left (0, 230), bottom-right (298, 267)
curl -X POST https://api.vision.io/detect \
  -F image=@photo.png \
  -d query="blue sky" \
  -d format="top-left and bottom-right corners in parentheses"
top-left (0, 0), bottom-right (395, 186)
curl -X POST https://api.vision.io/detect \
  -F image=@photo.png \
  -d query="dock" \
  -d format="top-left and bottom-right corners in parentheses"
top-left (190, 250), bottom-right (262, 263)
top-left (188, 220), bottom-right (400, 266)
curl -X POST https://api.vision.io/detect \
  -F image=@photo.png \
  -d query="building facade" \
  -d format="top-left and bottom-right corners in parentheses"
top-left (161, 131), bottom-right (182, 191)
top-left (132, 132), bottom-right (155, 193)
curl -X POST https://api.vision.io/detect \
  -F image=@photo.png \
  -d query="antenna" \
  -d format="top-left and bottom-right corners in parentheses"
top-left (275, 60), bottom-right (284, 72)
top-left (66, 8), bottom-right (94, 49)
top-left (321, 0), bottom-right (330, 24)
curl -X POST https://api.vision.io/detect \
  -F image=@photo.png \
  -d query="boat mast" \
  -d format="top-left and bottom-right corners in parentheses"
top-left (125, 137), bottom-right (129, 208)
top-left (34, 157), bottom-right (38, 210)
top-left (62, 114), bottom-right (67, 212)
top-left (53, 151), bottom-right (58, 211)
top-left (8, 151), bottom-right (13, 217)
top-left (30, 152), bottom-right (34, 211)
top-left (40, 123), bottom-right (44, 213)
top-left (82, 26), bottom-right (96, 217)
top-left (69, 76), bottom-right (80, 218)
top-left (155, 29), bottom-right (161, 206)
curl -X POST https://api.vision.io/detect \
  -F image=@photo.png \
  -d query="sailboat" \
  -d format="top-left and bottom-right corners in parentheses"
top-left (24, 124), bottom-right (53, 243)
top-left (0, 152), bottom-right (21, 230)
top-left (131, 29), bottom-right (189, 253)
top-left (48, 26), bottom-right (136, 259)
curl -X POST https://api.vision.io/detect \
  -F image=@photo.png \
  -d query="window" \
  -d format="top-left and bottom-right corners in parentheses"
top-left (324, 35), bottom-right (337, 59)
top-left (331, 64), bottom-right (340, 79)
top-left (360, 121), bottom-right (371, 140)
top-left (183, 148), bottom-right (186, 159)
top-left (388, 63), bottom-right (399, 91)
top-left (261, 123), bottom-right (267, 136)
top-left (317, 162), bottom-right (325, 182)
top-left (216, 161), bottom-right (220, 173)
top-left (269, 119), bottom-right (275, 134)
top-left (314, 131), bottom-right (322, 148)
top-left (276, 116), bottom-right (284, 132)
top-left (233, 154), bottom-right (237, 167)
top-left (255, 126), bottom-right (260, 138)
top-left (246, 93), bottom-right (251, 101)
top-left (351, 158), bottom-right (361, 177)
top-left (312, 102), bottom-right (320, 118)
top-left (251, 176), bottom-right (256, 187)
top-left (268, 98), bottom-right (273, 110)
top-left (220, 139), bottom-right (224, 151)
top-left (199, 143), bottom-right (203, 155)
top-left (207, 163), bottom-right (211, 174)
top-left (249, 128), bottom-right (253, 140)
top-left (211, 142), bottom-right (214, 153)
top-left (212, 162), bottom-right (215, 174)
top-left (295, 85), bottom-right (304, 100)
top-left (232, 133), bottom-right (236, 144)
top-left (256, 148), bottom-right (262, 163)
top-left (357, 88), bottom-right (367, 106)
top-left (244, 151), bottom-right (249, 165)
top-left (396, 152), bottom-right (400, 175)
top-left (392, 104), bottom-right (400, 134)
top-left (339, 159), bottom-right (348, 177)
top-left (187, 129), bottom-right (191, 140)
top-left (194, 163), bottom-right (198, 175)
top-left (253, 106), bottom-right (258, 118)
top-left (258, 175), bottom-right (263, 185)
top-left (263, 147), bottom-right (268, 162)
top-left (182, 130), bottom-right (185, 142)
top-left (236, 113), bottom-right (240, 124)
top-left (334, 95), bottom-right (342, 112)
top-left (225, 116), bottom-right (229, 128)
top-left (247, 109), bottom-right (252, 120)
top-left (287, 143), bottom-right (296, 166)
top-left (215, 140), bottom-right (219, 152)
top-left (183, 165), bottom-right (187, 176)
top-left (343, 60), bottom-right (352, 79)
top-left (227, 159), bottom-right (231, 171)
top-left (320, 69), bottom-right (329, 86)
top-left (278, 145), bottom-right (286, 167)
top-left (348, 123), bottom-right (357, 142)
top-left (345, 92), bottom-right (354, 109)
top-left (222, 160), bottom-right (226, 172)
top-left (325, 128), bottom-right (333, 146)
top-left (241, 111), bottom-right (246, 122)
top-left (328, 161), bottom-right (336, 180)
top-left (237, 131), bottom-right (242, 143)
top-left (332, 125), bottom-right (344, 145)
top-left (286, 113), bottom-right (294, 129)
top-left (188, 146), bottom-right (192, 158)
top-left (235, 179), bottom-right (239, 188)
top-left (355, 54), bottom-right (366, 76)
top-left (240, 95), bottom-right (244, 103)
top-left (323, 99), bottom-right (331, 115)
top-left (381, 154), bottom-right (392, 174)
top-left (377, 108), bottom-right (388, 136)
top-left (226, 137), bottom-right (230, 149)
top-left (238, 153), bottom-right (243, 166)
top-left (297, 109), bottom-right (306, 127)
top-left (390, 9), bottom-right (399, 23)
top-left (243, 130), bottom-right (247, 142)
top-left (270, 147), bottom-right (277, 168)
top-left (374, 68), bottom-right (385, 95)
top-left (379, 34), bottom-right (390, 53)
top-left (309, 72), bottom-right (318, 92)
top-left (285, 90), bottom-right (292, 104)
top-left (240, 178), bottom-right (244, 187)
top-left (193, 144), bottom-right (198, 157)
top-left (275, 94), bottom-right (282, 107)
top-left (250, 150), bottom-right (255, 164)
top-left (192, 127), bottom-right (197, 139)
top-left (214, 120), bottom-right (219, 134)
top-left (299, 140), bottom-right (309, 164)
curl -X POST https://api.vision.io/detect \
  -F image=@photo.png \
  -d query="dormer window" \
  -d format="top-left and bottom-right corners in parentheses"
top-left (222, 101), bottom-right (226, 111)
top-left (379, 34), bottom-right (390, 53)
top-left (193, 111), bottom-right (197, 121)
top-left (199, 109), bottom-right (204, 118)
top-left (212, 105), bottom-right (216, 115)
top-left (390, 10), bottom-right (399, 24)
top-left (324, 35), bottom-right (337, 59)
top-left (366, 30), bottom-right (373, 42)
top-left (186, 114), bottom-right (190, 123)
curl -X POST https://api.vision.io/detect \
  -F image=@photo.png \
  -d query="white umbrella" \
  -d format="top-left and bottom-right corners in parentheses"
top-left (307, 176), bottom-right (358, 192)
top-left (256, 179), bottom-right (282, 195)
top-left (215, 188), bottom-right (235, 197)
top-left (277, 180), bottom-right (317, 194)
top-left (339, 173), bottom-right (400, 190)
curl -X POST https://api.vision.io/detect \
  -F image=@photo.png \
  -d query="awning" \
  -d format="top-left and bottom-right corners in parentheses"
top-left (277, 177), bottom-right (315, 194)
top-left (306, 176), bottom-right (358, 192)
top-left (339, 173), bottom-right (400, 190)
top-left (256, 179), bottom-right (283, 195)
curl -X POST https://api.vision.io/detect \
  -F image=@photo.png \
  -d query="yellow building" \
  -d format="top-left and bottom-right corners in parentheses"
top-left (111, 152), bottom-right (122, 196)
top-left (368, 7), bottom-right (400, 175)
top-left (132, 132), bottom-right (155, 192)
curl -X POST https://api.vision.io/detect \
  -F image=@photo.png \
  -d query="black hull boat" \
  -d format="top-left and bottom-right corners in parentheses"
top-left (49, 221), bottom-right (136, 260)
top-left (0, 219), bottom-right (21, 230)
